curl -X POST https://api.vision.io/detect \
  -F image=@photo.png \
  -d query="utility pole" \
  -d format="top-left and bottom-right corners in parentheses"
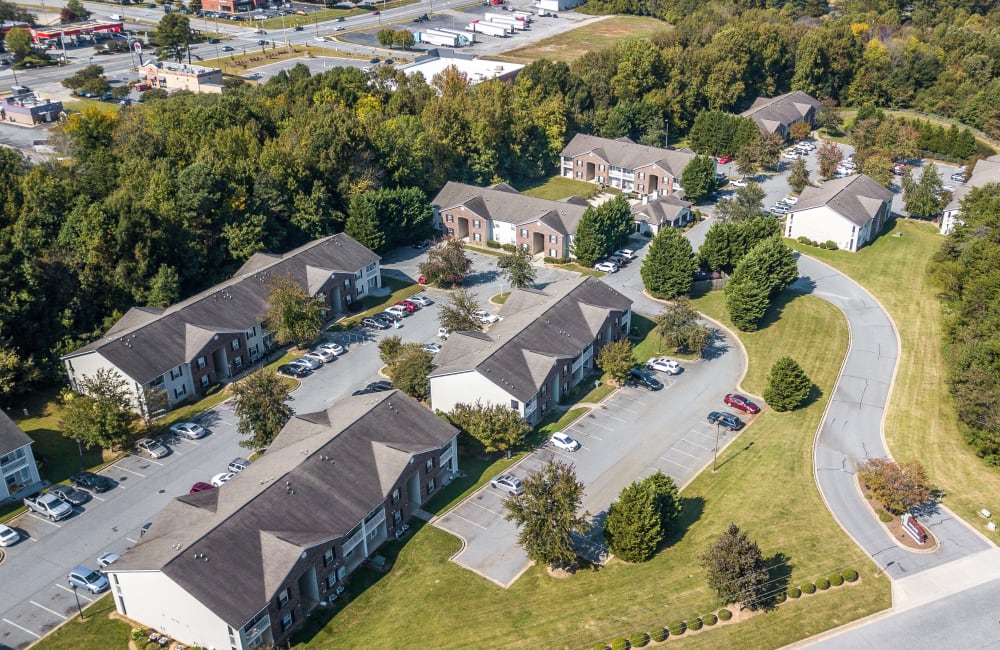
top-left (713, 421), bottom-right (721, 471)
top-left (70, 585), bottom-right (85, 620)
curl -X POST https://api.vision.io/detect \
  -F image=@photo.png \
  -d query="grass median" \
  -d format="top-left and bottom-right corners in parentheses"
top-left (294, 289), bottom-right (889, 649)
top-left (790, 218), bottom-right (1000, 538)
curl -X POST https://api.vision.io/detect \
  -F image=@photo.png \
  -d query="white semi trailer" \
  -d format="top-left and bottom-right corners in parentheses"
top-left (466, 20), bottom-right (511, 36)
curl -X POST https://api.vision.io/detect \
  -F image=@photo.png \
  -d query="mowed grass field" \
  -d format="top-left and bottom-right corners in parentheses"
top-left (790, 219), bottom-right (1000, 539)
top-left (296, 291), bottom-right (890, 649)
top-left (496, 15), bottom-right (670, 64)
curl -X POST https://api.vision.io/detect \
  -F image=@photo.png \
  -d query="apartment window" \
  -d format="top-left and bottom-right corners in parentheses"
top-left (326, 573), bottom-right (337, 589)
top-left (233, 356), bottom-right (243, 369)
top-left (196, 356), bottom-right (206, 369)
top-left (246, 326), bottom-right (257, 338)
top-left (576, 160), bottom-right (582, 167)
top-left (277, 588), bottom-right (290, 608)
top-left (230, 338), bottom-right (240, 351)
top-left (425, 458), bottom-right (434, 474)
top-left (576, 171), bottom-right (582, 178)
top-left (599, 164), bottom-right (605, 171)
top-left (391, 487), bottom-right (400, 505)
top-left (541, 384), bottom-right (547, 396)
top-left (169, 367), bottom-right (182, 380)
top-left (510, 399), bottom-right (519, 410)
top-left (638, 184), bottom-right (644, 191)
top-left (473, 219), bottom-right (480, 228)
top-left (446, 214), bottom-right (454, 222)
top-left (447, 227), bottom-right (454, 236)
top-left (250, 343), bottom-right (260, 357)
top-left (520, 229), bottom-right (528, 238)
top-left (280, 612), bottom-right (294, 632)
top-left (323, 548), bottom-right (335, 567)
top-left (200, 375), bottom-right (210, 388)
top-left (366, 261), bottom-right (377, 273)
top-left (638, 172), bottom-right (645, 179)
top-left (549, 235), bottom-right (557, 243)
top-left (473, 233), bottom-right (481, 242)
top-left (426, 478), bottom-right (436, 495)
top-left (355, 270), bottom-right (362, 281)
top-left (173, 385), bottom-right (186, 399)
top-left (549, 249), bottom-right (557, 257)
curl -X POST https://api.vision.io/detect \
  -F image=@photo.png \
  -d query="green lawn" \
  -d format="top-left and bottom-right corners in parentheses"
top-left (31, 595), bottom-right (130, 650)
top-left (293, 289), bottom-right (889, 649)
top-left (496, 15), bottom-right (671, 64)
top-left (516, 175), bottom-right (602, 200)
top-left (789, 219), bottom-right (1000, 538)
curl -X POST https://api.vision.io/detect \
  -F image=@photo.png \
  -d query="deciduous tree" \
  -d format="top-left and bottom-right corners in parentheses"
top-left (789, 120), bottom-right (812, 141)
top-left (3, 27), bottom-right (32, 61)
top-left (388, 344), bottom-right (434, 400)
top-left (817, 141), bottom-right (844, 179)
top-left (654, 297), bottom-right (710, 355)
top-left (858, 458), bottom-right (932, 515)
top-left (503, 460), bottom-right (589, 568)
top-left (449, 400), bottom-right (528, 453)
top-left (788, 157), bottom-right (811, 194)
top-left (701, 523), bottom-right (771, 610)
top-left (439, 288), bottom-right (482, 333)
top-left (262, 275), bottom-right (325, 347)
top-left (763, 356), bottom-right (812, 411)
top-left (641, 227), bottom-right (695, 299)
top-left (231, 368), bottom-right (293, 450)
top-left (378, 335), bottom-right (404, 365)
top-left (597, 338), bottom-right (634, 385)
top-left (715, 181), bottom-right (765, 223)
top-left (498, 247), bottom-right (536, 289)
top-left (59, 369), bottom-right (137, 450)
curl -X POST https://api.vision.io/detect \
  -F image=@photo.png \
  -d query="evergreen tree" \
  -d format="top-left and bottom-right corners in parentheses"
top-left (594, 194), bottom-right (634, 250)
top-left (146, 264), bottom-right (180, 308)
top-left (642, 470), bottom-right (682, 531)
top-left (697, 221), bottom-right (736, 273)
top-left (763, 356), bottom-right (812, 411)
top-left (723, 237), bottom-right (797, 331)
top-left (724, 271), bottom-right (771, 331)
top-left (904, 162), bottom-right (944, 218)
top-left (680, 154), bottom-right (718, 204)
top-left (344, 206), bottom-right (386, 252)
top-left (701, 523), bottom-right (771, 610)
top-left (641, 227), bottom-right (696, 299)
top-left (572, 207), bottom-right (607, 267)
top-left (788, 157), bottom-right (811, 194)
top-left (604, 481), bottom-right (664, 562)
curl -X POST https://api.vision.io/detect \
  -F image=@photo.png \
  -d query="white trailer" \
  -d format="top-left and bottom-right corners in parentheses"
top-left (423, 28), bottom-right (472, 45)
top-left (485, 14), bottom-right (528, 29)
top-left (417, 30), bottom-right (462, 47)
top-left (511, 10), bottom-right (533, 21)
top-left (467, 20), bottom-right (511, 36)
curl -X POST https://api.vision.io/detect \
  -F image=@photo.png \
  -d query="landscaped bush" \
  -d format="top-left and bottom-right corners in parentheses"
top-left (668, 620), bottom-right (687, 636)
top-left (650, 626), bottom-right (668, 642)
top-left (788, 586), bottom-right (802, 598)
top-left (879, 510), bottom-right (894, 522)
top-left (629, 631), bottom-right (649, 647)
top-left (130, 627), bottom-right (149, 641)
top-left (823, 240), bottom-right (838, 250)
top-left (797, 236), bottom-right (812, 244)
top-left (830, 573), bottom-right (844, 586)
top-left (543, 256), bottom-right (571, 264)
top-left (592, 644), bottom-right (608, 650)
top-left (775, 591), bottom-right (787, 603)
top-left (817, 577), bottom-right (831, 590)
top-left (501, 243), bottom-right (517, 252)
top-left (486, 240), bottom-right (501, 249)
top-left (718, 608), bottom-right (732, 621)
top-left (843, 568), bottom-right (859, 582)
top-left (703, 613), bottom-right (718, 626)
top-left (802, 582), bottom-right (817, 594)
top-left (688, 617), bottom-right (703, 631)
top-left (609, 637), bottom-right (628, 650)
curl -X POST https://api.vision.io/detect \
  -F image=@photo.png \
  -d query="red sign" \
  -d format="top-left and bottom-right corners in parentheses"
top-left (134, 41), bottom-right (142, 53)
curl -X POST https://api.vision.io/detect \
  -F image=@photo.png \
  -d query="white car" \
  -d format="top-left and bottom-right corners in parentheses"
top-left (438, 327), bottom-right (450, 339)
top-left (730, 178), bottom-right (748, 188)
top-left (594, 261), bottom-right (618, 273)
top-left (614, 248), bottom-right (636, 260)
top-left (941, 185), bottom-right (955, 193)
top-left (409, 294), bottom-right (434, 307)
top-left (771, 204), bottom-right (791, 215)
top-left (291, 356), bottom-right (322, 370)
top-left (169, 422), bottom-right (207, 440)
top-left (0, 523), bottom-right (20, 547)
top-left (306, 348), bottom-right (337, 363)
top-left (781, 150), bottom-right (800, 160)
top-left (646, 357), bottom-right (681, 375)
top-left (385, 305), bottom-right (409, 318)
top-left (318, 342), bottom-right (346, 356)
top-left (782, 196), bottom-right (799, 205)
top-left (550, 432), bottom-right (581, 452)
top-left (422, 342), bottom-right (442, 354)
top-left (211, 472), bottom-right (235, 487)
top-left (475, 310), bottom-right (499, 324)
top-left (96, 551), bottom-right (120, 568)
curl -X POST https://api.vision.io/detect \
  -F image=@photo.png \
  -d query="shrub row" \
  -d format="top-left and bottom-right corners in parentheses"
top-left (486, 240), bottom-right (501, 249)
top-left (802, 582), bottom-right (817, 594)
top-left (796, 236), bottom-right (839, 250)
top-left (544, 256), bottom-right (572, 264)
top-left (596, 606), bottom-right (738, 647)
top-left (788, 569), bottom-right (858, 599)
top-left (830, 573), bottom-right (844, 586)
top-left (501, 243), bottom-right (517, 252)
top-left (817, 577), bottom-right (831, 590)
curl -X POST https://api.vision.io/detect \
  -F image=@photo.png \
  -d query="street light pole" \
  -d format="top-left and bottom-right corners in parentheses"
top-left (713, 422), bottom-right (721, 471)
top-left (71, 585), bottom-right (85, 620)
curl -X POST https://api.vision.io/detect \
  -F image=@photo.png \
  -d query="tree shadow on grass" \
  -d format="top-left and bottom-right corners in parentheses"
top-left (661, 496), bottom-right (705, 551)
top-left (755, 288), bottom-right (808, 331)
top-left (764, 551), bottom-right (793, 609)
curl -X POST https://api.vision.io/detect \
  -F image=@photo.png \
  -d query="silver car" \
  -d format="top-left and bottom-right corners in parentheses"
top-left (68, 566), bottom-right (109, 594)
top-left (490, 474), bottom-right (524, 496)
top-left (136, 438), bottom-right (169, 459)
top-left (169, 422), bottom-right (208, 440)
top-left (291, 356), bottom-right (322, 371)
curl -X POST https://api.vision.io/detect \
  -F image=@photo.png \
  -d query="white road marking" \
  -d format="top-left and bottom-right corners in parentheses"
top-left (680, 438), bottom-right (713, 452)
top-left (3, 618), bottom-right (41, 638)
top-left (115, 466), bottom-right (146, 478)
top-left (585, 421), bottom-right (614, 431)
top-left (30, 601), bottom-right (67, 620)
top-left (126, 537), bottom-right (138, 543)
top-left (671, 447), bottom-right (701, 461)
top-left (445, 512), bottom-right (487, 530)
top-left (468, 501), bottom-right (503, 518)
top-left (603, 414), bottom-right (628, 423)
top-left (662, 457), bottom-right (693, 470)
top-left (612, 405), bottom-right (639, 414)
top-left (169, 449), bottom-right (184, 456)
top-left (569, 428), bottom-right (602, 441)
top-left (139, 457), bottom-right (164, 466)
top-left (27, 514), bottom-right (61, 528)
top-left (90, 494), bottom-right (106, 502)
top-left (56, 584), bottom-right (92, 601)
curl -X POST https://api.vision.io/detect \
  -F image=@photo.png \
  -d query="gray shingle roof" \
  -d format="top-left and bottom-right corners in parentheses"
top-left (109, 390), bottom-right (457, 627)
top-left (63, 234), bottom-right (379, 385)
top-left (430, 276), bottom-right (632, 401)
top-left (0, 411), bottom-right (32, 455)
top-left (559, 134), bottom-right (696, 177)
top-left (790, 174), bottom-right (893, 227)
top-left (739, 90), bottom-right (821, 133)
top-left (632, 194), bottom-right (693, 224)
top-left (432, 182), bottom-right (588, 236)
top-left (945, 155), bottom-right (1000, 212)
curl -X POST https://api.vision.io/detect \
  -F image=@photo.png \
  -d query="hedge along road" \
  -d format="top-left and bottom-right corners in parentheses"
top-left (793, 254), bottom-right (998, 586)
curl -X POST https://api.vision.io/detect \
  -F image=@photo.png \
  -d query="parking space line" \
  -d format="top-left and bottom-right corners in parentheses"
top-left (689, 429), bottom-right (717, 441)
top-left (126, 536), bottom-right (138, 543)
top-left (56, 584), bottom-right (93, 601)
top-left (585, 421), bottom-right (614, 431)
top-left (116, 466), bottom-right (146, 478)
top-left (680, 438), bottom-right (713, 452)
top-left (140, 457), bottom-right (164, 466)
top-left (603, 414), bottom-right (628, 423)
top-left (611, 405), bottom-right (639, 414)
top-left (170, 449), bottom-right (184, 456)
top-left (90, 494), bottom-right (106, 502)
top-left (662, 457), bottom-right (693, 470)
top-left (671, 447), bottom-right (701, 461)
top-left (30, 601), bottom-right (67, 620)
top-left (568, 428), bottom-right (602, 441)
top-left (468, 501), bottom-right (504, 518)
top-left (27, 513), bottom-right (61, 528)
top-left (3, 618), bottom-right (40, 639)
top-left (445, 512), bottom-right (487, 530)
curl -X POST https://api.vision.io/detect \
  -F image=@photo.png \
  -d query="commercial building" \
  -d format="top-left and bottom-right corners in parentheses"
top-left (560, 134), bottom-right (696, 200)
top-left (29, 20), bottom-right (123, 45)
top-left (400, 48), bottom-right (524, 86)
top-left (105, 391), bottom-right (459, 650)
top-left (61, 234), bottom-right (381, 415)
top-left (784, 174), bottom-right (893, 252)
top-left (430, 276), bottom-right (632, 424)
top-left (143, 60), bottom-right (224, 94)
top-left (1, 88), bottom-right (62, 126)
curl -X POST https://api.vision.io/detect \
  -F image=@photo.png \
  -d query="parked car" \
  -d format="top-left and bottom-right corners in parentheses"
top-left (394, 300), bottom-right (418, 313)
top-left (49, 485), bottom-right (90, 507)
top-left (438, 327), bottom-right (450, 339)
top-left (475, 309), bottom-right (500, 324)
top-left (0, 524), bottom-right (20, 547)
top-left (277, 363), bottom-right (310, 378)
top-left (646, 357), bottom-right (681, 375)
top-left (96, 551), bottom-right (120, 568)
top-left (136, 437), bottom-right (169, 459)
top-left (783, 196), bottom-right (799, 205)
top-left (385, 305), bottom-right (409, 319)
top-left (781, 150), bottom-right (800, 160)
top-left (490, 474), bottom-right (524, 496)
top-left (352, 388), bottom-right (378, 396)
top-left (409, 294), bottom-right (433, 307)
top-left (730, 178), bottom-right (748, 188)
top-left (422, 342), bottom-right (442, 354)
top-left (366, 380), bottom-right (393, 392)
top-left (550, 432), bottom-right (581, 452)
top-left (950, 172), bottom-right (966, 183)
top-left (417, 276), bottom-right (429, 285)
top-left (608, 254), bottom-right (628, 267)
top-left (614, 248), bottom-right (636, 261)
top-left (24, 493), bottom-right (73, 520)
top-left (708, 411), bottom-right (744, 430)
top-left (362, 317), bottom-right (390, 330)
top-left (941, 184), bottom-right (955, 193)
top-left (169, 422), bottom-right (208, 440)
top-left (70, 472), bottom-right (115, 493)
top-left (771, 204), bottom-right (790, 215)
top-left (370, 56), bottom-right (380, 64)
top-left (306, 348), bottom-right (336, 363)
top-left (317, 342), bottom-right (346, 356)
top-left (68, 566), bottom-right (109, 594)
top-left (291, 356), bottom-right (322, 371)
top-left (379, 310), bottom-right (402, 324)
top-left (718, 155), bottom-right (732, 164)
top-left (724, 393), bottom-right (760, 414)
top-left (293, 25), bottom-right (304, 30)
top-left (211, 472), bottom-right (235, 487)
top-left (189, 482), bottom-right (215, 494)
top-left (626, 369), bottom-right (663, 391)
top-left (594, 261), bottom-right (618, 273)
top-left (228, 457), bottom-right (251, 473)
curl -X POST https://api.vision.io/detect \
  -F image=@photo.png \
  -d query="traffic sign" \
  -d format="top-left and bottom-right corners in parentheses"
top-left (134, 41), bottom-right (142, 53)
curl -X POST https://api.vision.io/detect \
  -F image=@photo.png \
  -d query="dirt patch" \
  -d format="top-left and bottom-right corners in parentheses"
top-left (858, 480), bottom-right (938, 551)
top-left (547, 564), bottom-right (579, 579)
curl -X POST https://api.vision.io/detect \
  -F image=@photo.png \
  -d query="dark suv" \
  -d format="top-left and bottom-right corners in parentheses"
top-left (69, 472), bottom-right (115, 493)
top-left (625, 369), bottom-right (663, 391)
top-left (707, 411), bottom-right (744, 430)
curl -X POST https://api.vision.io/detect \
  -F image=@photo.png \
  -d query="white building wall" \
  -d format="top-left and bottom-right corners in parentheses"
top-left (64, 353), bottom-right (145, 413)
top-left (0, 443), bottom-right (41, 499)
top-left (156, 364), bottom-right (195, 407)
top-left (359, 259), bottom-right (382, 295)
top-left (784, 206), bottom-right (862, 252)
top-left (430, 371), bottom-right (524, 418)
top-left (940, 208), bottom-right (962, 235)
top-left (110, 570), bottom-right (238, 650)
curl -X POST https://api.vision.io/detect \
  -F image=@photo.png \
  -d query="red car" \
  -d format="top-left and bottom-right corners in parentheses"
top-left (189, 482), bottom-right (215, 494)
top-left (394, 300), bottom-right (417, 313)
top-left (400, 299), bottom-right (421, 311)
top-left (724, 393), bottom-right (760, 414)
top-left (417, 276), bottom-right (428, 285)
top-left (372, 9), bottom-right (380, 14)
top-left (718, 155), bottom-right (732, 164)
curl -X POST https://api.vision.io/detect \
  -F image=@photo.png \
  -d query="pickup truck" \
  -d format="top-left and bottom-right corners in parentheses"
top-left (24, 493), bottom-right (74, 521)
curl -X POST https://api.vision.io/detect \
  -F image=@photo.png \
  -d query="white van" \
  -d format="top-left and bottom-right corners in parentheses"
top-left (110, 13), bottom-right (123, 20)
